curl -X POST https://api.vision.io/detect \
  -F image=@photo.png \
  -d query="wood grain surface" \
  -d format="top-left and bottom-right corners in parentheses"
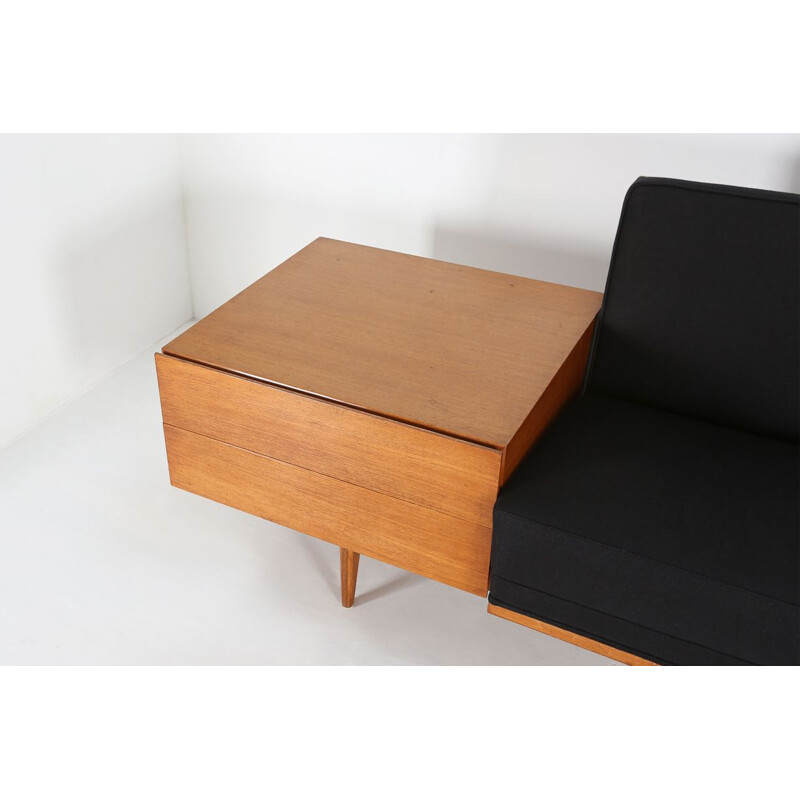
top-left (500, 321), bottom-right (595, 484)
top-left (488, 604), bottom-right (659, 665)
top-left (340, 548), bottom-right (360, 608)
top-left (163, 238), bottom-right (602, 448)
top-left (156, 353), bottom-right (501, 526)
top-left (164, 424), bottom-right (492, 595)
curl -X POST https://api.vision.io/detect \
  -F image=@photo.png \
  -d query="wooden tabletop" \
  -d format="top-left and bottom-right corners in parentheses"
top-left (163, 238), bottom-right (602, 448)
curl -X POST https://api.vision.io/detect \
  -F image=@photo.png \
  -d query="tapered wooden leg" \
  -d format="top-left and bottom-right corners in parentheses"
top-left (340, 548), bottom-right (360, 608)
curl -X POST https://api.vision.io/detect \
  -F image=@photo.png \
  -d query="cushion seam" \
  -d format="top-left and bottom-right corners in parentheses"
top-left (491, 593), bottom-right (668, 664)
top-left (490, 576), bottom-right (758, 665)
top-left (584, 391), bottom-right (800, 446)
top-left (494, 509), bottom-right (799, 609)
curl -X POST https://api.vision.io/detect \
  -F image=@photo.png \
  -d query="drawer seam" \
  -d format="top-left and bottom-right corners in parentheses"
top-left (162, 422), bottom-right (496, 528)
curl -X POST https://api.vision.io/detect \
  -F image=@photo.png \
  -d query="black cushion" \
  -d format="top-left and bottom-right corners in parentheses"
top-left (491, 394), bottom-right (800, 665)
top-left (587, 178), bottom-right (800, 442)
top-left (490, 177), bottom-right (800, 664)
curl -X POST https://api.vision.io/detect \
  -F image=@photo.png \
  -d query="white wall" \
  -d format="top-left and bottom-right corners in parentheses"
top-left (0, 135), bottom-right (192, 450)
top-left (181, 134), bottom-right (800, 318)
top-left (3, 133), bottom-right (799, 450)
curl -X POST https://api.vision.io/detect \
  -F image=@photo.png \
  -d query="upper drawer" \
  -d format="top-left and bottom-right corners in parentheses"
top-left (155, 354), bottom-right (501, 525)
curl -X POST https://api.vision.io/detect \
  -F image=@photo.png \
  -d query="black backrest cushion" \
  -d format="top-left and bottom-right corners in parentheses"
top-left (587, 177), bottom-right (800, 442)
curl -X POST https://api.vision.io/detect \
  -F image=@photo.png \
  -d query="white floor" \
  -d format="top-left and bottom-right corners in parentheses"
top-left (0, 327), bottom-right (613, 665)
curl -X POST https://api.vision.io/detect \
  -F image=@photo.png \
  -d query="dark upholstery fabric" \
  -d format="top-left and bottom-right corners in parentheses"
top-left (491, 395), bottom-right (800, 665)
top-left (489, 579), bottom-right (751, 666)
top-left (587, 178), bottom-right (800, 443)
top-left (490, 178), bottom-right (800, 665)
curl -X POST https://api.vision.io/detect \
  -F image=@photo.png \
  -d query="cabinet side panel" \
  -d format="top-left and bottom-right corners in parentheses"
top-left (500, 320), bottom-right (596, 485)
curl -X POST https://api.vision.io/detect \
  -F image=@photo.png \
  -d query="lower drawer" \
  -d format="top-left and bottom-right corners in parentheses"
top-left (163, 424), bottom-right (492, 595)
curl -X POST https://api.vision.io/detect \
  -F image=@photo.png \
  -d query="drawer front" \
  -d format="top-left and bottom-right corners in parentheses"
top-left (164, 424), bottom-right (491, 595)
top-left (156, 354), bottom-right (500, 526)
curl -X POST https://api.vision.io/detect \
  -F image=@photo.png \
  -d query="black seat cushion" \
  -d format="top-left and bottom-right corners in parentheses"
top-left (587, 178), bottom-right (800, 442)
top-left (490, 394), bottom-right (800, 665)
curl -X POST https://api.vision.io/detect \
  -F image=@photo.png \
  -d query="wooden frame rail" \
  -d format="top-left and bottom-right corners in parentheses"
top-left (488, 603), bottom-right (658, 666)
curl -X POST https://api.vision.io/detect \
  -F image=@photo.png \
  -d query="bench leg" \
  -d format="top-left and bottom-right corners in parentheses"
top-left (340, 548), bottom-right (360, 608)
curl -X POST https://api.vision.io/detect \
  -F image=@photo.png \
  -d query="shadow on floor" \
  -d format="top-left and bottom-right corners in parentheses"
top-left (293, 534), bottom-right (425, 606)
top-left (355, 572), bottom-right (424, 606)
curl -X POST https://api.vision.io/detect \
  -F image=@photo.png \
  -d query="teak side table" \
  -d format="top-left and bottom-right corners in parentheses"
top-left (155, 238), bottom-right (602, 605)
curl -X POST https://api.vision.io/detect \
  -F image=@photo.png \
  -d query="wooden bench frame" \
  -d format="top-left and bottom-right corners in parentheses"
top-left (488, 603), bottom-right (658, 666)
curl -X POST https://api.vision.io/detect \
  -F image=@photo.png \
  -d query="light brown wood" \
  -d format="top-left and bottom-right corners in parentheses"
top-left (488, 603), bottom-right (659, 666)
top-left (157, 238), bottom-right (602, 602)
top-left (500, 320), bottom-right (595, 484)
top-left (164, 424), bottom-right (492, 595)
top-left (155, 353), bottom-right (501, 526)
top-left (340, 548), bottom-right (360, 608)
top-left (164, 238), bottom-right (602, 448)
